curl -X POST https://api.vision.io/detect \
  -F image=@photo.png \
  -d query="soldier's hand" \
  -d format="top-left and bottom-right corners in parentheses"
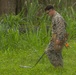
top-left (55, 40), bottom-right (63, 52)
top-left (56, 40), bottom-right (60, 45)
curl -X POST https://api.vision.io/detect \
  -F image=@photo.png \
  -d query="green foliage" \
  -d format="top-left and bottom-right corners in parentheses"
top-left (0, 13), bottom-right (51, 51)
top-left (0, 15), bottom-right (20, 50)
top-left (60, 7), bottom-right (76, 40)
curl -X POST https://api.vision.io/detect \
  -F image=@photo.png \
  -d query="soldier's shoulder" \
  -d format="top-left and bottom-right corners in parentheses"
top-left (55, 13), bottom-right (63, 19)
top-left (53, 13), bottom-right (64, 22)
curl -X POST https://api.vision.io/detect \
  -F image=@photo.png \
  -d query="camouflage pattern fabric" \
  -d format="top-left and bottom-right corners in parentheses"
top-left (52, 11), bottom-right (67, 41)
top-left (45, 11), bottom-right (67, 67)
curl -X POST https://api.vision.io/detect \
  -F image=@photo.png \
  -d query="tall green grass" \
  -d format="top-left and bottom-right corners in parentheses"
top-left (0, 14), bottom-right (50, 51)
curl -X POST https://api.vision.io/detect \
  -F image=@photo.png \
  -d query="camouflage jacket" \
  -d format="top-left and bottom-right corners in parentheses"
top-left (52, 11), bottom-right (67, 41)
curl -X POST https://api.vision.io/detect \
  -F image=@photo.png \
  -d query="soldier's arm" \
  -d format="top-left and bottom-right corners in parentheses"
top-left (55, 17), bottom-right (66, 41)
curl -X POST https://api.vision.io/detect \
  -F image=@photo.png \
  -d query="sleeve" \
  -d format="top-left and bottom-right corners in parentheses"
top-left (55, 17), bottom-right (66, 41)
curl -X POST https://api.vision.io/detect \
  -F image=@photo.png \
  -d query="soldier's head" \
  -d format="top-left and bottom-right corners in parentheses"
top-left (45, 5), bottom-right (55, 17)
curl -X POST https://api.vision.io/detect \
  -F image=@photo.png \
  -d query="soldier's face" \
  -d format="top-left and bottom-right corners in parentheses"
top-left (46, 9), bottom-right (54, 17)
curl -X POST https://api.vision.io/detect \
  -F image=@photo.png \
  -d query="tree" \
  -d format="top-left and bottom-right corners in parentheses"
top-left (0, 0), bottom-right (27, 15)
top-left (0, 0), bottom-right (16, 15)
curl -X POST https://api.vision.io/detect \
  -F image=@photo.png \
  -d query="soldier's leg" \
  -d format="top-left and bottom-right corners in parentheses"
top-left (51, 51), bottom-right (63, 67)
top-left (45, 40), bottom-right (63, 67)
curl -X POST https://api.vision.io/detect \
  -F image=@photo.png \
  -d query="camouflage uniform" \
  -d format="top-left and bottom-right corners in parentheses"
top-left (45, 11), bottom-right (67, 67)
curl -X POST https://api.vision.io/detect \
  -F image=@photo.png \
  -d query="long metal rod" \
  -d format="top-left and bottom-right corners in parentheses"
top-left (20, 52), bottom-right (45, 68)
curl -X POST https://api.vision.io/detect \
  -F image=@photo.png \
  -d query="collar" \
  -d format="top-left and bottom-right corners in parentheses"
top-left (52, 11), bottom-right (58, 18)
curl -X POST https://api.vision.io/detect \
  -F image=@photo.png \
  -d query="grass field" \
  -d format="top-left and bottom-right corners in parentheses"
top-left (0, 40), bottom-right (76, 75)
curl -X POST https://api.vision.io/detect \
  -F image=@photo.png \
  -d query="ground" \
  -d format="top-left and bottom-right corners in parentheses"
top-left (0, 40), bottom-right (76, 75)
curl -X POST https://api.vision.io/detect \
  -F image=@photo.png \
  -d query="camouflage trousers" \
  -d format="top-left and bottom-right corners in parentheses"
top-left (45, 39), bottom-right (64, 67)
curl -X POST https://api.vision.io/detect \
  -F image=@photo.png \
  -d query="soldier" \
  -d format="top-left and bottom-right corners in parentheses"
top-left (45, 5), bottom-right (67, 67)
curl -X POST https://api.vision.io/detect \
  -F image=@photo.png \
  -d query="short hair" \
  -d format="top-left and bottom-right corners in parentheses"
top-left (45, 5), bottom-right (54, 11)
